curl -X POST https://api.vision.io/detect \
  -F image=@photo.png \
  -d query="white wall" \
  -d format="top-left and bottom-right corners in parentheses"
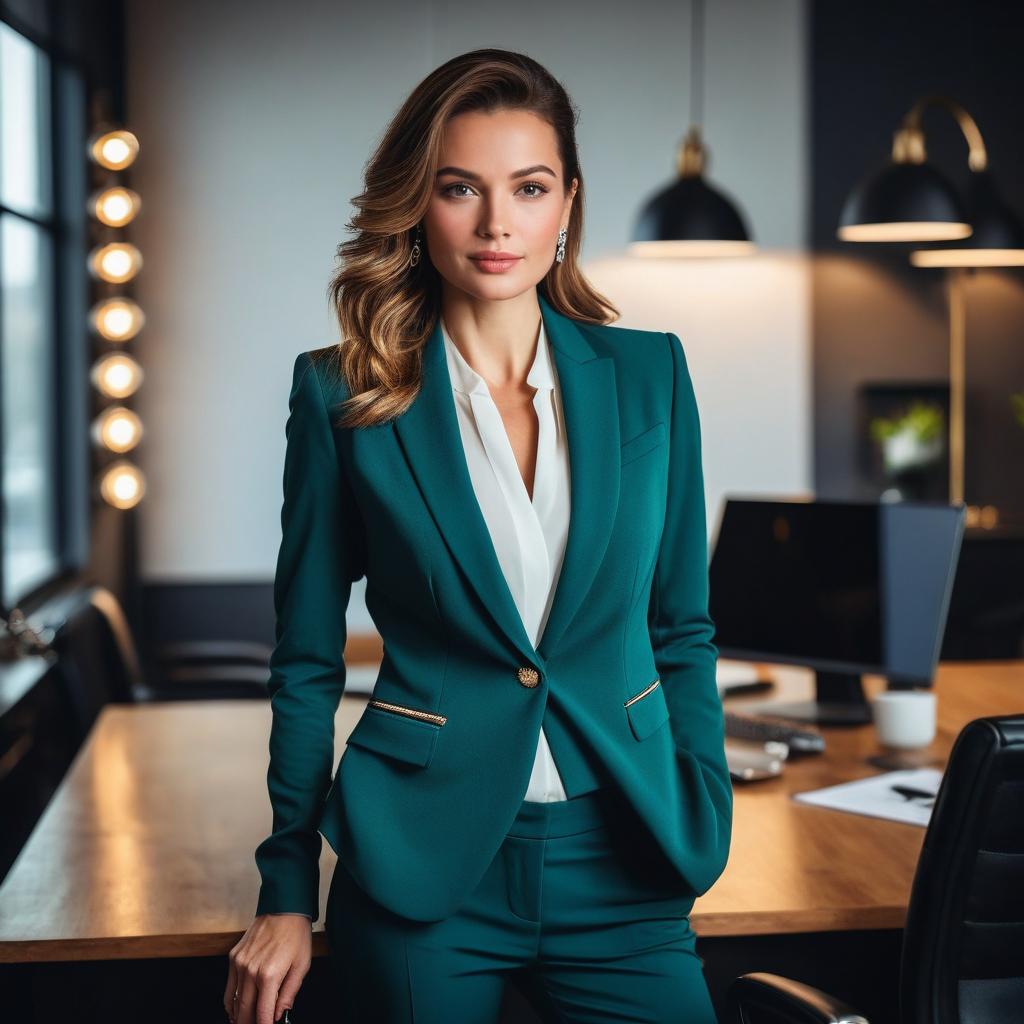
top-left (126, 0), bottom-right (809, 631)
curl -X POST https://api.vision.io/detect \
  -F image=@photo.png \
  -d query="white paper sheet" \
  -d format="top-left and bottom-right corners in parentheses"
top-left (792, 767), bottom-right (945, 827)
top-left (716, 661), bottom-right (761, 688)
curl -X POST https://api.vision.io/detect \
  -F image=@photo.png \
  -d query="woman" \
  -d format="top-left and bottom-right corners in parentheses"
top-left (226, 47), bottom-right (732, 1024)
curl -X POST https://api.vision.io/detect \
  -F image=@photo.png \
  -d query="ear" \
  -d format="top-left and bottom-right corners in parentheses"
top-left (564, 177), bottom-right (578, 213)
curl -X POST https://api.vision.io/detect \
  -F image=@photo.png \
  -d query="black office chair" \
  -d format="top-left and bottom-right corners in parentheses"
top-left (48, 584), bottom-right (275, 706)
top-left (728, 713), bottom-right (1024, 1024)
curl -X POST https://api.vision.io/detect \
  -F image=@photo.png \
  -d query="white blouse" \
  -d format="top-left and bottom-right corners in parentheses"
top-left (441, 314), bottom-right (571, 803)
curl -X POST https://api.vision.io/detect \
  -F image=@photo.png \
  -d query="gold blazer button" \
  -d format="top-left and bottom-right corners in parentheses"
top-left (517, 666), bottom-right (540, 688)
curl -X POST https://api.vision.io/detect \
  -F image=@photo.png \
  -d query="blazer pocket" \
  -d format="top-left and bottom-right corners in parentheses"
top-left (345, 699), bottom-right (446, 768)
top-left (624, 678), bottom-right (670, 741)
top-left (620, 422), bottom-right (666, 467)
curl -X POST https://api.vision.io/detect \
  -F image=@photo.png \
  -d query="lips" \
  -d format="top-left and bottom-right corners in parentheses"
top-left (470, 253), bottom-right (523, 274)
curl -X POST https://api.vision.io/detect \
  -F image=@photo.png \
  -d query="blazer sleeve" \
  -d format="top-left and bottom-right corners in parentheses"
top-left (647, 331), bottom-right (733, 895)
top-left (253, 351), bottom-right (365, 923)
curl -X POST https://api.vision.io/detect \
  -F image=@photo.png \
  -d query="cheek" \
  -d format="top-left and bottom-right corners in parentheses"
top-left (522, 204), bottom-right (563, 244)
top-left (426, 204), bottom-right (467, 246)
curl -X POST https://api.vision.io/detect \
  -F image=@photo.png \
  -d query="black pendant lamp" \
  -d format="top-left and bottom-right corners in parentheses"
top-left (630, 0), bottom-right (755, 259)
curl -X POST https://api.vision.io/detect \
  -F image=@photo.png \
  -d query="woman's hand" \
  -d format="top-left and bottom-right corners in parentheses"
top-left (225, 913), bottom-right (313, 1024)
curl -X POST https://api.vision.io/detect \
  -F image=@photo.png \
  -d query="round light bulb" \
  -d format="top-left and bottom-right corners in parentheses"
top-left (89, 242), bottom-right (143, 284)
top-left (91, 298), bottom-right (145, 342)
top-left (91, 187), bottom-right (141, 227)
top-left (93, 406), bottom-right (143, 453)
top-left (99, 460), bottom-right (146, 509)
top-left (90, 129), bottom-right (140, 170)
top-left (92, 353), bottom-right (144, 399)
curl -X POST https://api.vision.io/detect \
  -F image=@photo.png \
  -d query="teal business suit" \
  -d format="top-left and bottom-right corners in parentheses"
top-left (254, 291), bottom-right (732, 970)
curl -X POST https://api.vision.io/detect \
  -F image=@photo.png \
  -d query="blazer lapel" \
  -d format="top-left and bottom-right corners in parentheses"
top-left (535, 294), bottom-right (620, 660)
top-left (391, 291), bottom-right (620, 667)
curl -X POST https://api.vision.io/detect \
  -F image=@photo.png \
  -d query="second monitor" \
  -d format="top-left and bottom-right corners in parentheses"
top-left (708, 497), bottom-right (965, 725)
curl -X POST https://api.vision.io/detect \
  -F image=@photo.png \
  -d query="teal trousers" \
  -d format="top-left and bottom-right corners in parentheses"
top-left (323, 786), bottom-right (719, 1022)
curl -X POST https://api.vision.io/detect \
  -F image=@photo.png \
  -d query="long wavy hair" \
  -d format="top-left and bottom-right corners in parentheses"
top-left (319, 47), bottom-right (619, 430)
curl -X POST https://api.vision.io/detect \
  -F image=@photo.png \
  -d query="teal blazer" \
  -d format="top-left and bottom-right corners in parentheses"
top-left (254, 291), bottom-right (733, 924)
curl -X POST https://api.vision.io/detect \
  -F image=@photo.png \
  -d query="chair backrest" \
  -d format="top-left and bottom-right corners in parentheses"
top-left (48, 585), bottom-right (141, 736)
top-left (900, 713), bottom-right (1024, 1024)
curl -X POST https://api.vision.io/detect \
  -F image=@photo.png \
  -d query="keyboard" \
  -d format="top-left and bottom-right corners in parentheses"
top-left (724, 710), bottom-right (826, 753)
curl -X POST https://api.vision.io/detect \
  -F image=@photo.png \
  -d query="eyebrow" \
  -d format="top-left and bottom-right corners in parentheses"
top-left (435, 164), bottom-right (557, 181)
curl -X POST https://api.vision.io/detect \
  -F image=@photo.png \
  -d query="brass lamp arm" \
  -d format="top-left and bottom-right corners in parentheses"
top-left (892, 94), bottom-right (988, 173)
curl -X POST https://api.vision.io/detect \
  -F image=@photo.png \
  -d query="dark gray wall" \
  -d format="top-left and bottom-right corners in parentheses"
top-left (810, 0), bottom-right (1024, 523)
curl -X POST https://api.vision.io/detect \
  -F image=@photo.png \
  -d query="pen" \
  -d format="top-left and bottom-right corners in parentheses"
top-left (891, 784), bottom-right (936, 802)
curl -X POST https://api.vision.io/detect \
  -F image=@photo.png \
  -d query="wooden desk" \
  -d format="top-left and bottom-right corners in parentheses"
top-left (706, 660), bottom-right (1021, 936)
top-left (0, 661), bottom-right (1020, 963)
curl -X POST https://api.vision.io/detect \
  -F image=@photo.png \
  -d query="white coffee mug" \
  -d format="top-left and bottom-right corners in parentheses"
top-left (871, 690), bottom-right (937, 749)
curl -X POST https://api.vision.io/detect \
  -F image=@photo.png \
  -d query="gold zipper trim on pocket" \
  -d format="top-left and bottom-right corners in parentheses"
top-left (367, 698), bottom-right (447, 726)
top-left (624, 678), bottom-right (660, 708)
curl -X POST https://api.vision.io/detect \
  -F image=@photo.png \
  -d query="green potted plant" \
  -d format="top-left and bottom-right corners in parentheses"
top-left (869, 400), bottom-right (945, 478)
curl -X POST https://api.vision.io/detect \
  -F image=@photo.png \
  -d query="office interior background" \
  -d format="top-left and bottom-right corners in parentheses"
top-left (1, 1), bottom-right (1022, 1022)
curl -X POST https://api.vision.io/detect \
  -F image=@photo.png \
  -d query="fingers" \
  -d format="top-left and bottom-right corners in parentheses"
top-left (274, 958), bottom-right (309, 1022)
top-left (234, 968), bottom-right (260, 1024)
top-left (223, 950), bottom-right (239, 1021)
top-left (227, 917), bottom-right (310, 1024)
top-left (255, 960), bottom-right (289, 1024)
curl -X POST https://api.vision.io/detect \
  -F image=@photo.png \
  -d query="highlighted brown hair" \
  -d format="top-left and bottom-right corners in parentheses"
top-left (320, 47), bottom-right (619, 429)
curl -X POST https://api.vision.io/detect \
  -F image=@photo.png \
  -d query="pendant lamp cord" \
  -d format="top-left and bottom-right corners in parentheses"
top-left (690, 0), bottom-right (704, 128)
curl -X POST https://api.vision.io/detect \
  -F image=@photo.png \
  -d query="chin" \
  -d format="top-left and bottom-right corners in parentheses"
top-left (468, 273), bottom-right (541, 300)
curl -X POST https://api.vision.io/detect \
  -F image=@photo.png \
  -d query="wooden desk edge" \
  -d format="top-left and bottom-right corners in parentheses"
top-left (0, 905), bottom-right (910, 963)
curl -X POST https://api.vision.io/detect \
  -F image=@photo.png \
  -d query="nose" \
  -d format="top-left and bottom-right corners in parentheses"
top-left (479, 196), bottom-right (511, 239)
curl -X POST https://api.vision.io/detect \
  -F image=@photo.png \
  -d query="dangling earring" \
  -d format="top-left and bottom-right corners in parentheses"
top-left (555, 226), bottom-right (567, 264)
top-left (409, 223), bottom-right (422, 268)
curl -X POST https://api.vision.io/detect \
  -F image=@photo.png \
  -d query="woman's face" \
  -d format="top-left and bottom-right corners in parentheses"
top-left (423, 108), bottom-right (577, 302)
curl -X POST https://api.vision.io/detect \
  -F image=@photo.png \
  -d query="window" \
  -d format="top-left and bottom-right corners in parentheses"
top-left (0, 9), bottom-right (87, 610)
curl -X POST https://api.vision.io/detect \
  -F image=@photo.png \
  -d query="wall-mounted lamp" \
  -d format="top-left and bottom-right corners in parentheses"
top-left (98, 460), bottom-right (146, 510)
top-left (910, 171), bottom-right (1024, 268)
top-left (91, 406), bottom-right (144, 454)
top-left (90, 297), bottom-right (145, 342)
top-left (837, 95), bottom-right (1024, 525)
top-left (87, 105), bottom-right (145, 510)
top-left (91, 352), bottom-right (144, 399)
top-left (90, 186), bottom-right (142, 228)
top-left (88, 127), bottom-right (140, 171)
top-left (839, 95), bottom-right (1024, 263)
top-left (89, 241), bottom-right (143, 284)
top-left (837, 96), bottom-right (975, 242)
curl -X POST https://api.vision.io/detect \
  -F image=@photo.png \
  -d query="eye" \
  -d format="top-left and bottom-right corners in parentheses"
top-left (439, 181), bottom-right (551, 199)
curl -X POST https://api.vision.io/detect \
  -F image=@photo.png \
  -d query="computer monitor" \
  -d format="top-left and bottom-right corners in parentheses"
top-left (708, 497), bottom-right (966, 725)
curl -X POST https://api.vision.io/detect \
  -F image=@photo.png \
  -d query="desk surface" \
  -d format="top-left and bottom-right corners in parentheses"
top-left (0, 660), bottom-right (1020, 962)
